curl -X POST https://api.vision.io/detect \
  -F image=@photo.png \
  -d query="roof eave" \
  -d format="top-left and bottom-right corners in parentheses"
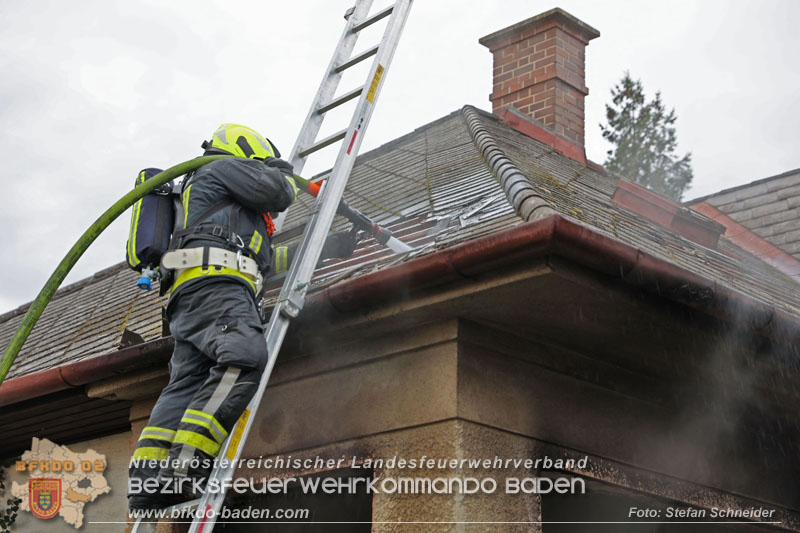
top-left (2, 214), bottom-right (798, 408)
top-left (307, 215), bottom-right (799, 339)
top-left (0, 337), bottom-right (172, 407)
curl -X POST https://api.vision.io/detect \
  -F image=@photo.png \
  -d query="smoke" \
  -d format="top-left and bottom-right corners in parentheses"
top-left (648, 306), bottom-right (800, 507)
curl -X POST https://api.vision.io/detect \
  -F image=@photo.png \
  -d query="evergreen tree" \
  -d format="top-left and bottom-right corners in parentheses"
top-left (601, 73), bottom-right (693, 200)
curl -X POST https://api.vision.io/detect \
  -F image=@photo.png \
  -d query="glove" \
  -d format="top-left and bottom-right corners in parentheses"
top-left (263, 157), bottom-right (294, 177)
top-left (320, 230), bottom-right (359, 260)
top-left (264, 157), bottom-right (298, 200)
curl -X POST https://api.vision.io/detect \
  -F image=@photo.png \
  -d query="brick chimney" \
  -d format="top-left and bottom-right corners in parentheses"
top-left (479, 8), bottom-right (600, 151)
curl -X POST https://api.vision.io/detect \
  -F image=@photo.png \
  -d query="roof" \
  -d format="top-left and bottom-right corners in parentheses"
top-left (2, 106), bottom-right (800, 382)
top-left (689, 168), bottom-right (800, 260)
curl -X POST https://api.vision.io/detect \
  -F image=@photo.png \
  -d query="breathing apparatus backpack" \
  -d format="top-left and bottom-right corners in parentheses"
top-left (125, 162), bottom-right (280, 297)
top-left (125, 168), bottom-right (176, 291)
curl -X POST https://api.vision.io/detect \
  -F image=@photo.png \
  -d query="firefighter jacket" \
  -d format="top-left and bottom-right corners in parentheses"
top-left (169, 157), bottom-right (297, 297)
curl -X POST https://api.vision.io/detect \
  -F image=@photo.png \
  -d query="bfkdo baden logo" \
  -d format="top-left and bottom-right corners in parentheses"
top-left (28, 478), bottom-right (62, 519)
top-left (11, 438), bottom-right (110, 528)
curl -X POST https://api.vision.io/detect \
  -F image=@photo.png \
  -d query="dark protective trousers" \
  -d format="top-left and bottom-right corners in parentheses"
top-left (128, 279), bottom-right (267, 496)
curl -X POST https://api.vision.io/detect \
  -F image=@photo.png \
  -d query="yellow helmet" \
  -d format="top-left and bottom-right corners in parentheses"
top-left (201, 123), bottom-right (280, 160)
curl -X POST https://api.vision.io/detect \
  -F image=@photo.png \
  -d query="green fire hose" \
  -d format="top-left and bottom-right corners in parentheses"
top-left (0, 155), bottom-right (229, 387)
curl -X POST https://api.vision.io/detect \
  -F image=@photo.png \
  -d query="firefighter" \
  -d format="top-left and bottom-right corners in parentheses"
top-left (128, 124), bottom-right (357, 511)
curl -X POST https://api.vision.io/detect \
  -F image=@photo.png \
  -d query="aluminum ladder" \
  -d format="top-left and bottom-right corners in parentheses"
top-left (131, 1), bottom-right (413, 531)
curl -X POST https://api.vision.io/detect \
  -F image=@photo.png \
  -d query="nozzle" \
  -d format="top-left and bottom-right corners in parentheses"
top-left (136, 275), bottom-right (152, 291)
top-left (373, 226), bottom-right (393, 246)
top-left (299, 187), bottom-right (413, 253)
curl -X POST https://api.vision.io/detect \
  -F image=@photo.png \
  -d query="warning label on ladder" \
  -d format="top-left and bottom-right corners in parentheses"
top-left (366, 64), bottom-right (385, 103)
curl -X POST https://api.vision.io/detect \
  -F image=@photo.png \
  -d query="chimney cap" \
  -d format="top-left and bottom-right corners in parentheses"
top-left (479, 7), bottom-right (600, 49)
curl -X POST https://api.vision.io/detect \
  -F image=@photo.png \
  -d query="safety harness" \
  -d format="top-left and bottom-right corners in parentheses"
top-left (161, 190), bottom-right (272, 296)
top-left (163, 246), bottom-right (262, 295)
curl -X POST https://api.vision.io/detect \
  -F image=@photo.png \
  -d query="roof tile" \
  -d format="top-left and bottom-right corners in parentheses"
top-left (2, 108), bottom-right (799, 381)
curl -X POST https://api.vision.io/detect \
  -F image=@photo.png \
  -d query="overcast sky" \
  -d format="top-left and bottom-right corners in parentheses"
top-left (0, 0), bottom-right (798, 312)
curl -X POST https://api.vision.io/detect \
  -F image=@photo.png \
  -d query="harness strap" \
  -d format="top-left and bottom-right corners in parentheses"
top-left (164, 246), bottom-right (263, 296)
top-left (172, 197), bottom-right (234, 252)
top-left (187, 199), bottom-right (234, 231)
top-left (228, 204), bottom-right (241, 247)
top-left (171, 266), bottom-right (260, 296)
top-left (176, 190), bottom-right (271, 272)
top-left (172, 228), bottom-right (266, 272)
top-left (162, 247), bottom-right (259, 277)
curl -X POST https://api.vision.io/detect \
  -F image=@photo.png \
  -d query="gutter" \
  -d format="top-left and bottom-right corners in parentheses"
top-left (0, 337), bottom-right (172, 407)
top-left (306, 214), bottom-right (800, 341)
top-left (1, 214), bottom-right (797, 408)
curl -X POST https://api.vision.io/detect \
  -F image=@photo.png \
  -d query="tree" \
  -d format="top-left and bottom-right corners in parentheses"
top-left (0, 465), bottom-right (20, 533)
top-left (601, 72), bottom-right (693, 200)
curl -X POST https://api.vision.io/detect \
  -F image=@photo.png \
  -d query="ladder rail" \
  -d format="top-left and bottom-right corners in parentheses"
top-left (286, 0), bottom-right (374, 178)
top-left (276, 0), bottom-right (411, 313)
top-left (271, 1), bottom-right (374, 235)
top-left (180, 2), bottom-right (413, 532)
top-left (131, 3), bottom-right (413, 531)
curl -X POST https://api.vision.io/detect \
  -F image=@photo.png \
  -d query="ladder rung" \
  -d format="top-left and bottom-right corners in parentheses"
top-left (335, 45), bottom-right (379, 73)
top-left (352, 4), bottom-right (394, 33)
top-left (317, 86), bottom-right (364, 114)
top-left (298, 129), bottom-right (348, 157)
